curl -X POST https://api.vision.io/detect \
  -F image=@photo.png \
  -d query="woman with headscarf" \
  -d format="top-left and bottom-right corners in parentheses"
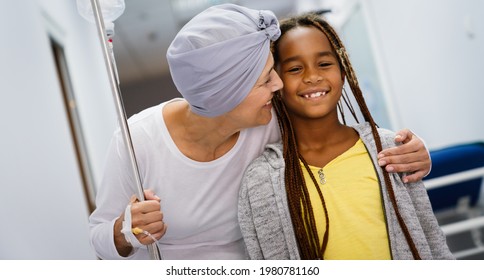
top-left (88, 4), bottom-right (431, 260)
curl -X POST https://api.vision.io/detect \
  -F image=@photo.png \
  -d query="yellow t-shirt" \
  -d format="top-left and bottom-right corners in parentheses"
top-left (300, 139), bottom-right (391, 259)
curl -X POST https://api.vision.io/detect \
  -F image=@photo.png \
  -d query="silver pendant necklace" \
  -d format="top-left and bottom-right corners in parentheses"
top-left (318, 169), bottom-right (326, 184)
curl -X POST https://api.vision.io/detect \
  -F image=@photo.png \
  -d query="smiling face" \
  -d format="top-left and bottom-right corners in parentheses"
top-left (276, 26), bottom-right (344, 122)
top-left (228, 53), bottom-right (283, 127)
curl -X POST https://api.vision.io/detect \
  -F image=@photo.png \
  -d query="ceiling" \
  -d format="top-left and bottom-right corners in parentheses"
top-left (110, 0), bottom-right (305, 85)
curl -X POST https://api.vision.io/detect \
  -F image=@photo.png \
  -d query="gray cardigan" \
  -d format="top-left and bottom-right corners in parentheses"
top-left (238, 122), bottom-right (454, 260)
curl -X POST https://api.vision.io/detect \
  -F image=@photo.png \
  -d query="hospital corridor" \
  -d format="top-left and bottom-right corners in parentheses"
top-left (1, 0), bottom-right (483, 263)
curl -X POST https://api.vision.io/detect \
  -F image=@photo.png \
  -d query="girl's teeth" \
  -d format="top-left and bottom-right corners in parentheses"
top-left (304, 92), bottom-right (326, 98)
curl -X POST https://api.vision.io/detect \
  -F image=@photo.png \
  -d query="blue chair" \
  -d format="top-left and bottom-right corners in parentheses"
top-left (425, 142), bottom-right (484, 212)
top-left (423, 142), bottom-right (484, 259)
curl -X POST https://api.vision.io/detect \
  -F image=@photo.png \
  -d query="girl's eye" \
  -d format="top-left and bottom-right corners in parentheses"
top-left (319, 62), bottom-right (332, 67)
top-left (287, 67), bottom-right (301, 73)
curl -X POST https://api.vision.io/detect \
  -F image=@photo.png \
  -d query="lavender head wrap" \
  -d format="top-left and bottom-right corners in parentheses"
top-left (166, 4), bottom-right (280, 117)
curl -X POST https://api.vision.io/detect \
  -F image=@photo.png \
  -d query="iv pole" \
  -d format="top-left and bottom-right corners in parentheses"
top-left (88, 0), bottom-right (161, 260)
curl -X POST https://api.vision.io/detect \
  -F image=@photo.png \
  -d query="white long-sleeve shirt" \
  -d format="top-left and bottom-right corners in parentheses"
top-left (89, 98), bottom-right (280, 259)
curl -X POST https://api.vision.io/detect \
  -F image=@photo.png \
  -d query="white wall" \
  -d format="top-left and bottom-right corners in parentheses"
top-left (361, 0), bottom-right (484, 150)
top-left (323, 0), bottom-right (484, 150)
top-left (0, 0), bottom-right (117, 259)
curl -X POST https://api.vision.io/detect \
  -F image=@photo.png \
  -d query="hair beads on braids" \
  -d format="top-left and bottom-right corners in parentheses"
top-left (272, 13), bottom-right (421, 260)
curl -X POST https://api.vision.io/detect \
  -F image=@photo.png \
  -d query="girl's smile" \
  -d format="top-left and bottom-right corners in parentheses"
top-left (276, 26), bottom-right (344, 121)
top-left (299, 88), bottom-right (330, 100)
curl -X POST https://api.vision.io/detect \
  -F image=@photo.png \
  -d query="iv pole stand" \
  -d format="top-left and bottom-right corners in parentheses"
top-left (89, 0), bottom-right (161, 260)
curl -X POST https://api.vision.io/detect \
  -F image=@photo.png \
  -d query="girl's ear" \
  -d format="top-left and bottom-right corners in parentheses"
top-left (341, 71), bottom-right (346, 82)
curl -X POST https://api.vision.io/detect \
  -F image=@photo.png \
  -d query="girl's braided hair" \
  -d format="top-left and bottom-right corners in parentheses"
top-left (271, 13), bottom-right (421, 260)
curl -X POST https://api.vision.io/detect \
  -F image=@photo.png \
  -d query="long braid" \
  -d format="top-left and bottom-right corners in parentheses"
top-left (273, 14), bottom-right (421, 260)
top-left (273, 93), bottom-right (325, 258)
top-left (336, 46), bottom-right (421, 259)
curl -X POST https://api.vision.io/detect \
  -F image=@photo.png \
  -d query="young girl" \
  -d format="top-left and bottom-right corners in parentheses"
top-left (238, 13), bottom-right (453, 260)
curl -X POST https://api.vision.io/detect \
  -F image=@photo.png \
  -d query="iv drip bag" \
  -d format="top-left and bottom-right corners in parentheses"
top-left (77, 0), bottom-right (125, 23)
top-left (77, 0), bottom-right (125, 37)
